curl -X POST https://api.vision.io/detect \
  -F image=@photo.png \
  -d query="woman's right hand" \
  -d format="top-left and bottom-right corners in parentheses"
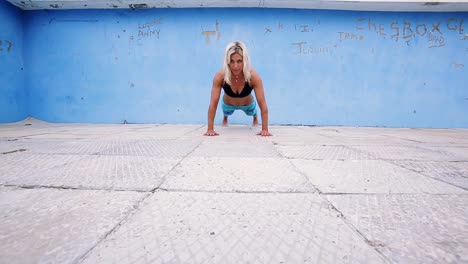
top-left (204, 130), bottom-right (219, 136)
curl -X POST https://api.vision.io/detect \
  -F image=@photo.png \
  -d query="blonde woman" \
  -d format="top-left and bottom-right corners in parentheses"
top-left (205, 41), bottom-right (272, 136)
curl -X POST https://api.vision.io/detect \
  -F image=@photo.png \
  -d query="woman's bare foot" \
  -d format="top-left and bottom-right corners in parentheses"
top-left (223, 116), bottom-right (229, 126)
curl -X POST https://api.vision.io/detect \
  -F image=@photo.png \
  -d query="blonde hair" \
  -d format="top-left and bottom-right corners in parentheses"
top-left (223, 41), bottom-right (252, 85)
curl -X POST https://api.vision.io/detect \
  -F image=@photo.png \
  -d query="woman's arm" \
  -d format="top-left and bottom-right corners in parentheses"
top-left (205, 71), bottom-right (223, 136)
top-left (251, 70), bottom-right (272, 136)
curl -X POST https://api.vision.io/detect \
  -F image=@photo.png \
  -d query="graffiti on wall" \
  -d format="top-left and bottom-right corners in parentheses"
top-left (138, 18), bottom-right (162, 38)
top-left (201, 20), bottom-right (220, 44)
top-left (261, 19), bottom-right (330, 55)
top-left (292, 42), bottom-right (331, 55)
top-left (264, 22), bottom-right (284, 35)
top-left (355, 17), bottom-right (465, 48)
top-left (0, 39), bottom-right (12, 52)
top-left (129, 18), bottom-right (162, 43)
top-left (285, 16), bottom-right (466, 56)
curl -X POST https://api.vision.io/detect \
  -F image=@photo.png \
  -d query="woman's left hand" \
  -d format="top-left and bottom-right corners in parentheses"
top-left (257, 130), bottom-right (272, 137)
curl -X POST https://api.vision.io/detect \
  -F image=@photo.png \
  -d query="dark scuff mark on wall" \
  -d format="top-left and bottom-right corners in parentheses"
top-left (50, 4), bottom-right (59, 8)
top-left (18, 1), bottom-right (27, 8)
top-left (129, 4), bottom-right (148, 9)
top-left (453, 63), bottom-right (464, 68)
top-left (49, 18), bottom-right (98, 24)
top-left (424, 2), bottom-right (442, 5)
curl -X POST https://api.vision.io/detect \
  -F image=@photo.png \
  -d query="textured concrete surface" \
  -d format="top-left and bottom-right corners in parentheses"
top-left (0, 118), bottom-right (467, 263)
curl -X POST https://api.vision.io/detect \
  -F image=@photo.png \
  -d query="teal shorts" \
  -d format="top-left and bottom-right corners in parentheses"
top-left (222, 100), bottom-right (257, 117)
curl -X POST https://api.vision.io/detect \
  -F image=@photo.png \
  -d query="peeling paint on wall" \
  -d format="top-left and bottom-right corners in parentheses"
top-left (129, 3), bottom-right (148, 9)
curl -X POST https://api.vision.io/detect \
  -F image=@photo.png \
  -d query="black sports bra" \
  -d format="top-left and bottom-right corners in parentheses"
top-left (222, 82), bottom-right (253, 98)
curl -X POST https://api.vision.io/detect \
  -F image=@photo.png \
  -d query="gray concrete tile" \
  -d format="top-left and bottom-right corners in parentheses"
top-left (383, 129), bottom-right (468, 145)
top-left (292, 159), bottom-right (467, 194)
top-left (276, 145), bottom-right (372, 160)
top-left (350, 145), bottom-right (462, 161)
top-left (8, 155), bottom-right (180, 191)
top-left (2, 138), bottom-right (135, 155)
top-left (190, 140), bottom-right (282, 158)
top-left (1, 121), bottom-right (467, 264)
top-left (270, 126), bottom-right (341, 146)
top-left (99, 139), bottom-right (201, 157)
top-left (326, 194), bottom-right (468, 264)
top-left (419, 146), bottom-right (468, 160)
top-left (160, 157), bottom-right (315, 192)
top-left (0, 138), bottom-right (27, 153)
top-left (115, 124), bottom-right (204, 139)
top-left (393, 160), bottom-right (468, 190)
top-left (0, 152), bottom-right (86, 184)
top-left (0, 186), bottom-right (145, 264)
top-left (210, 125), bottom-right (263, 139)
top-left (0, 128), bottom-right (68, 138)
top-left (311, 127), bottom-right (420, 146)
top-left (81, 192), bottom-right (386, 264)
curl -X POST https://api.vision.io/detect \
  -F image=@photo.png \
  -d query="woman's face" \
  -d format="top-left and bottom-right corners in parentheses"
top-left (229, 53), bottom-right (243, 76)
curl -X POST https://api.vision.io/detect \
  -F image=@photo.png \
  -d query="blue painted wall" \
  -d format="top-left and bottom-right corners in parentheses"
top-left (0, 1), bottom-right (26, 123)
top-left (19, 8), bottom-right (468, 127)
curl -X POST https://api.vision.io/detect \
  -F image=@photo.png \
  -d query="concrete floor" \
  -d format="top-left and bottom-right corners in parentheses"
top-left (0, 118), bottom-right (467, 263)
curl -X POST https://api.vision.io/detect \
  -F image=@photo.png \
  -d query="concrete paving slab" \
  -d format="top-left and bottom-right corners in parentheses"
top-left (383, 129), bottom-right (468, 145)
top-left (160, 157), bottom-right (315, 192)
top-left (20, 126), bottom-right (136, 140)
top-left (1, 121), bottom-right (467, 264)
top-left (0, 128), bottom-right (71, 138)
top-left (292, 159), bottom-right (467, 194)
top-left (0, 186), bottom-right (145, 264)
top-left (418, 146), bottom-right (468, 160)
top-left (190, 140), bottom-right (282, 158)
top-left (0, 138), bottom-right (27, 153)
top-left (326, 194), bottom-right (468, 264)
top-left (270, 126), bottom-right (342, 146)
top-left (393, 160), bottom-right (468, 190)
top-left (115, 124), bottom-right (204, 139)
top-left (23, 133), bottom-right (114, 140)
top-left (0, 152), bottom-right (86, 184)
top-left (309, 127), bottom-right (420, 146)
top-left (7, 155), bottom-right (180, 191)
top-left (276, 145), bottom-right (373, 160)
top-left (350, 145), bottom-right (462, 161)
top-left (99, 139), bottom-right (201, 157)
top-left (2, 138), bottom-right (137, 155)
top-left (81, 192), bottom-right (386, 264)
top-left (209, 125), bottom-right (264, 139)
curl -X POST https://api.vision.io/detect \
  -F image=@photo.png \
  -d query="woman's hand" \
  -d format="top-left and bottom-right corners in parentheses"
top-left (204, 130), bottom-right (219, 136)
top-left (257, 130), bottom-right (272, 137)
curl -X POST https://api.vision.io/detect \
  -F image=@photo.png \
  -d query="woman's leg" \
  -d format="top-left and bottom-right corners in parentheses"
top-left (252, 115), bottom-right (258, 127)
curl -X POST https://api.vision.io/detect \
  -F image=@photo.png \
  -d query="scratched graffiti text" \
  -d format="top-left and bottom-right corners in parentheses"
top-left (129, 18), bottom-right (162, 42)
top-left (356, 17), bottom-right (464, 47)
top-left (0, 39), bottom-right (13, 52)
top-left (292, 42), bottom-right (330, 55)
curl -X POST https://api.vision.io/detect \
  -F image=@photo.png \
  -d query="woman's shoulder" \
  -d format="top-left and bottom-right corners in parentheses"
top-left (213, 69), bottom-right (225, 83)
top-left (249, 69), bottom-right (262, 83)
